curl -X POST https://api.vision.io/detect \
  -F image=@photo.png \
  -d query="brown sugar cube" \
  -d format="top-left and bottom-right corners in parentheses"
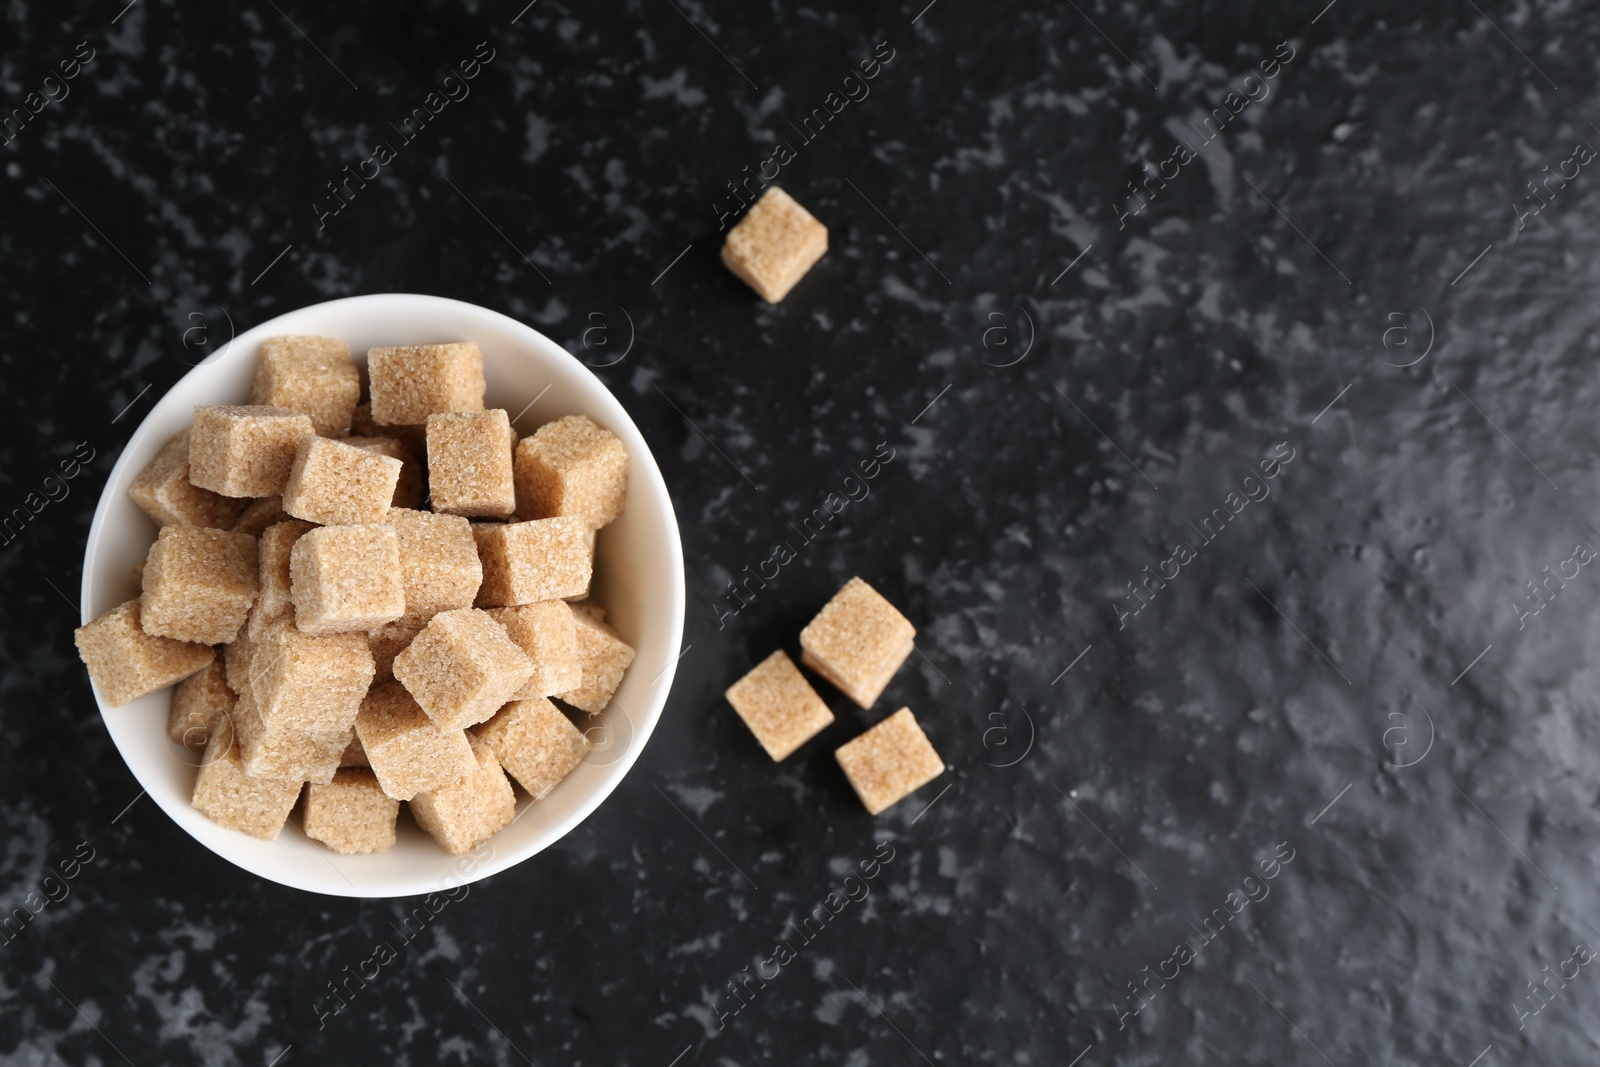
top-left (250, 335), bottom-right (361, 437)
top-left (485, 601), bottom-right (582, 699)
top-left (189, 405), bottom-right (315, 498)
top-left (555, 608), bottom-right (635, 714)
top-left (75, 601), bottom-right (214, 707)
top-left (355, 681), bottom-right (477, 800)
top-left (367, 343), bottom-right (486, 426)
top-left (725, 649), bottom-right (835, 761)
top-left (408, 735), bottom-right (516, 855)
top-left (340, 733), bottom-right (370, 767)
top-left (139, 526), bottom-right (259, 645)
top-left (249, 620), bottom-right (374, 733)
top-left (512, 415), bottom-right (629, 528)
top-left (245, 519), bottom-right (315, 640)
top-left (368, 614), bottom-right (427, 684)
top-left (426, 410), bottom-right (516, 518)
top-left (472, 517), bottom-right (592, 607)
top-left (190, 723), bottom-right (302, 840)
top-left (168, 660), bottom-right (236, 749)
top-left (799, 577), bottom-right (916, 709)
top-left (290, 524), bottom-right (406, 634)
top-left (303, 768), bottom-right (399, 854)
top-left (473, 697), bottom-right (590, 800)
top-left (282, 437), bottom-right (403, 526)
top-left (352, 402), bottom-right (428, 456)
top-left (233, 683), bottom-right (348, 784)
top-left (834, 707), bottom-right (945, 815)
top-left (388, 508), bottom-right (482, 618)
top-left (392, 608), bottom-right (533, 730)
top-left (128, 430), bottom-right (245, 529)
top-left (231, 496), bottom-right (288, 537)
top-left (721, 186), bottom-right (829, 303)
top-left (345, 436), bottom-right (424, 509)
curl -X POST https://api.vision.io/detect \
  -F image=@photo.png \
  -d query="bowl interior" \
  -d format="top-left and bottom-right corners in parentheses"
top-left (81, 294), bottom-right (684, 897)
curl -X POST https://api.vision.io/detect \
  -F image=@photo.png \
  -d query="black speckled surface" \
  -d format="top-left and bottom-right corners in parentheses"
top-left (5, 0), bottom-right (1600, 1063)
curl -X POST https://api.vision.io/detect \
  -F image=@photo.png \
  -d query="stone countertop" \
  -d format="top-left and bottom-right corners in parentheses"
top-left (3, 0), bottom-right (1599, 1063)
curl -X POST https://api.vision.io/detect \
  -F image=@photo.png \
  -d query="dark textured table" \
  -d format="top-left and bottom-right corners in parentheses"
top-left (4, 0), bottom-right (1599, 1063)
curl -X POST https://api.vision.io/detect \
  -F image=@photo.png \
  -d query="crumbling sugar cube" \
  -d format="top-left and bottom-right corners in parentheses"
top-left (233, 683), bottom-right (348, 784)
top-left (352, 402), bottom-right (427, 456)
top-left (355, 681), bottom-right (477, 801)
top-left (345, 436), bottom-right (424, 509)
top-left (303, 768), bottom-right (399, 854)
top-left (190, 721), bottom-right (302, 839)
top-left (408, 735), bottom-right (516, 855)
top-left (340, 733), bottom-right (369, 767)
top-left (128, 430), bottom-right (245, 529)
top-left (367, 343), bottom-right (485, 426)
top-left (426, 410), bottom-right (516, 518)
top-left (290, 523), bottom-right (406, 634)
top-left (75, 598), bottom-right (215, 708)
top-left (249, 620), bottom-right (374, 733)
top-left (249, 335), bottom-right (361, 437)
top-left (472, 517), bottom-right (592, 607)
top-left (721, 186), bottom-right (828, 303)
top-left (282, 436), bottom-right (403, 526)
top-left (392, 608), bottom-right (534, 730)
top-left (168, 660), bottom-right (236, 749)
top-left (834, 707), bottom-right (945, 815)
top-left (512, 415), bottom-right (629, 528)
top-left (368, 614), bottom-right (426, 685)
top-left (556, 608), bottom-right (635, 714)
top-left (139, 526), bottom-right (259, 645)
top-left (388, 508), bottom-right (482, 618)
top-left (485, 601), bottom-right (582, 699)
top-left (725, 649), bottom-right (835, 761)
top-left (231, 496), bottom-right (288, 537)
top-left (473, 697), bottom-right (589, 800)
top-left (189, 405), bottom-right (315, 498)
top-left (246, 519), bottom-right (315, 640)
top-left (799, 577), bottom-right (916, 709)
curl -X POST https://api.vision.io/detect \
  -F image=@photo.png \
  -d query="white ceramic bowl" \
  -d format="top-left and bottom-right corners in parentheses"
top-left (80, 294), bottom-right (685, 897)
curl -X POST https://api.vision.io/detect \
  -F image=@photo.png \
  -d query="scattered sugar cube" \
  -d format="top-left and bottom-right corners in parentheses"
top-left (128, 430), bottom-right (245, 529)
top-left (512, 415), bottom-right (629, 528)
top-left (245, 519), bottom-right (314, 640)
top-left (168, 660), bottom-right (235, 749)
top-left (426, 410), bottom-right (516, 518)
top-left (367, 343), bottom-right (485, 426)
top-left (223, 630), bottom-right (253, 693)
top-left (282, 437), bottom-right (403, 526)
top-left (233, 683), bottom-right (348, 784)
top-left (721, 187), bottom-right (828, 303)
top-left (249, 620), bottom-right (374, 734)
top-left (345, 436), bottom-right (424, 509)
top-left (352, 402), bottom-right (427, 456)
top-left (189, 405), bottom-right (315, 498)
top-left (303, 768), bottom-right (399, 854)
top-left (250, 335), bottom-right (360, 437)
top-left (556, 608), bottom-right (635, 714)
top-left (834, 707), bottom-right (945, 815)
top-left (368, 614), bottom-right (426, 685)
top-left (473, 697), bottom-right (589, 800)
top-left (799, 577), bottom-right (916, 708)
top-left (472, 517), bottom-right (592, 607)
top-left (388, 508), bottom-right (482, 618)
top-left (340, 733), bottom-right (369, 767)
top-left (408, 735), bottom-right (516, 855)
top-left (485, 601), bottom-right (582, 699)
top-left (355, 681), bottom-right (477, 801)
top-left (393, 608), bottom-right (533, 730)
top-left (290, 524), bottom-right (406, 634)
top-left (231, 496), bottom-right (288, 537)
top-left (139, 526), bottom-right (259, 645)
top-left (190, 722), bottom-right (302, 839)
top-left (725, 649), bottom-right (835, 761)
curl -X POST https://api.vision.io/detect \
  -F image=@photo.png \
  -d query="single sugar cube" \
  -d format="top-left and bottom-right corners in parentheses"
top-left (393, 608), bottom-right (533, 730)
top-left (473, 697), bottom-right (590, 800)
top-left (75, 600), bottom-right (215, 707)
top-left (556, 608), bottom-right (635, 714)
top-left (367, 343), bottom-right (485, 426)
top-left (290, 524), bottom-right (406, 634)
top-left (355, 681), bottom-right (477, 801)
top-left (352, 402), bottom-right (428, 456)
top-left (303, 768), bottom-right (400, 854)
top-left (725, 649), bottom-right (835, 761)
top-left (345, 436), bottom-right (424, 509)
top-left (168, 660), bottom-right (236, 749)
top-left (190, 723), bottom-right (302, 839)
top-left (233, 683), bottom-right (348, 784)
top-left (426, 410), bottom-right (516, 518)
top-left (282, 436), bottom-right (403, 526)
top-left (249, 619), bottom-right (374, 733)
top-left (408, 735), bottom-right (517, 855)
top-left (139, 526), bottom-right (259, 645)
top-left (472, 517), bottom-right (592, 607)
top-left (799, 577), bottom-right (916, 709)
top-left (128, 430), bottom-right (245, 529)
top-left (512, 415), bottom-right (629, 528)
top-left (368, 614), bottom-right (426, 685)
top-left (721, 186), bottom-right (828, 303)
top-left (485, 601), bottom-right (582, 699)
top-left (250, 335), bottom-right (361, 437)
top-left (231, 496), bottom-right (288, 537)
top-left (189, 405), bottom-right (316, 498)
top-left (246, 519), bottom-right (315, 640)
top-left (834, 707), bottom-right (945, 815)
top-left (388, 508), bottom-right (482, 618)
